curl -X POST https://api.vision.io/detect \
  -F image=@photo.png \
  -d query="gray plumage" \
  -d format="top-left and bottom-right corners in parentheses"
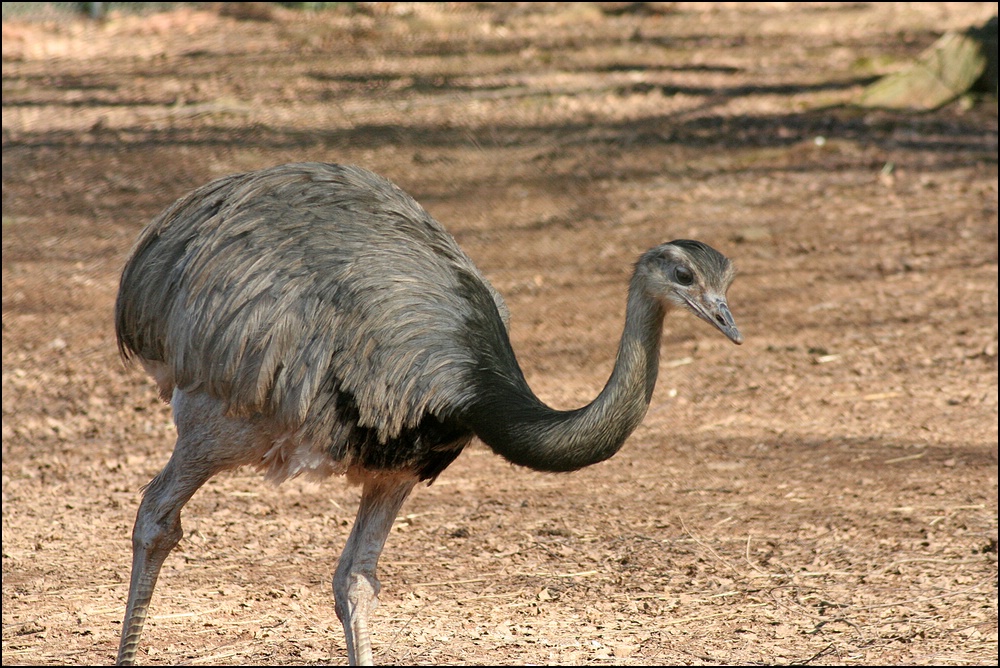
top-left (117, 164), bottom-right (509, 481)
top-left (113, 162), bottom-right (742, 665)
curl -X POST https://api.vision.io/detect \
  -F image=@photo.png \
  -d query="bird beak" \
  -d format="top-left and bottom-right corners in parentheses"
top-left (690, 296), bottom-right (743, 345)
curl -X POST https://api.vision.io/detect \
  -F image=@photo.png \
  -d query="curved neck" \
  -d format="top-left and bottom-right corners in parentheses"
top-left (465, 274), bottom-right (665, 472)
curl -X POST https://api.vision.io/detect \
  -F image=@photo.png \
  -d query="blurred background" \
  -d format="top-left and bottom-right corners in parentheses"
top-left (3, 3), bottom-right (997, 665)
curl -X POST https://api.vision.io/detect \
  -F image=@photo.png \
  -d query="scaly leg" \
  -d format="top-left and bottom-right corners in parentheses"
top-left (116, 391), bottom-right (268, 665)
top-left (115, 458), bottom-right (209, 665)
top-left (334, 472), bottom-right (418, 666)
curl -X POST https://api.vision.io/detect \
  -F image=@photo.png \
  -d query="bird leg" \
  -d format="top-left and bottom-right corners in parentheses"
top-left (334, 472), bottom-right (418, 666)
top-left (115, 458), bottom-right (209, 665)
top-left (116, 390), bottom-right (269, 665)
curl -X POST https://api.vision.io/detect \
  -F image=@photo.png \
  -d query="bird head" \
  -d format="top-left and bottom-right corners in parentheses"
top-left (638, 239), bottom-right (743, 345)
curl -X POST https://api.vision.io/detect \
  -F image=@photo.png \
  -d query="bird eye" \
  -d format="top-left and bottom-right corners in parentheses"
top-left (674, 266), bottom-right (694, 286)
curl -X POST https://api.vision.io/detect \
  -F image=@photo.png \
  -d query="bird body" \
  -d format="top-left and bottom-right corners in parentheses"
top-left (113, 162), bottom-right (742, 665)
top-left (117, 163), bottom-right (507, 482)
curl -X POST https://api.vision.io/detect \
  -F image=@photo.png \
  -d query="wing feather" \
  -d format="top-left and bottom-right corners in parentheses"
top-left (115, 163), bottom-right (509, 446)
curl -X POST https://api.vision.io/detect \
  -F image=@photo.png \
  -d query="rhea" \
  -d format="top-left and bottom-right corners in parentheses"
top-left (113, 162), bottom-right (742, 665)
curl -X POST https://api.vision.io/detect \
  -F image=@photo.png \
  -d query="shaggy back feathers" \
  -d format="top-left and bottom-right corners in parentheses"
top-left (115, 163), bottom-right (510, 447)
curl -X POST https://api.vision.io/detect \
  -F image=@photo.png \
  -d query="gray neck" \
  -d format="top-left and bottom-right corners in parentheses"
top-left (465, 274), bottom-right (665, 472)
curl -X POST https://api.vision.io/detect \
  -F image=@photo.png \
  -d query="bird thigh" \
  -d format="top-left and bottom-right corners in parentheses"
top-left (169, 389), bottom-right (279, 472)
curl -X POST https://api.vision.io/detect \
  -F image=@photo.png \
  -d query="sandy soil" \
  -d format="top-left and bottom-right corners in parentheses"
top-left (2, 2), bottom-right (997, 665)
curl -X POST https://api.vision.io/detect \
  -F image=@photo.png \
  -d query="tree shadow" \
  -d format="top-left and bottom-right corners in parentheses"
top-left (3, 34), bottom-right (996, 180)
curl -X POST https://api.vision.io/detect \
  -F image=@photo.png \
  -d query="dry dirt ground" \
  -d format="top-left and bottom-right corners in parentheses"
top-left (2, 3), bottom-right (998, 666)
